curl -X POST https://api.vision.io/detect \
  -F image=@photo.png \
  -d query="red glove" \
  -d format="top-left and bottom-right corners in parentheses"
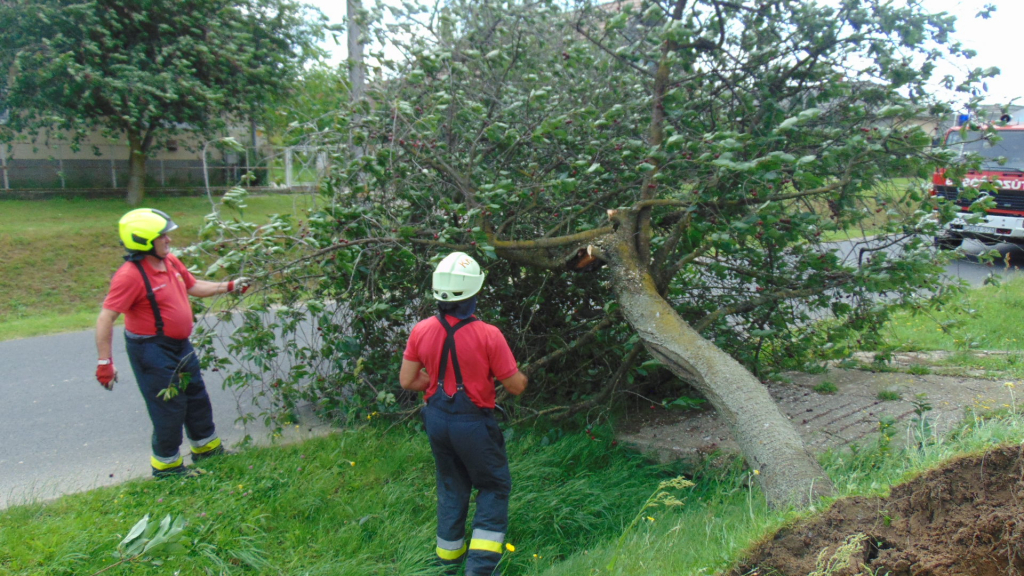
top-left (227, 277), bottom-right (251, 295)
top-left (96, 358), bottom-right (117, 390)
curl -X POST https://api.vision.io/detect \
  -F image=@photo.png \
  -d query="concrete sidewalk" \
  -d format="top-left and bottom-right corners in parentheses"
top-left (619, 364), bottom-right (1018, 461)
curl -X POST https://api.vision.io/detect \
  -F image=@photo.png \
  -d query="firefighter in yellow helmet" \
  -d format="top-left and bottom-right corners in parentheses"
top-left (95, 208), bottom-right (250, 476)
top-left (400, 253), bottom-right (528, 575)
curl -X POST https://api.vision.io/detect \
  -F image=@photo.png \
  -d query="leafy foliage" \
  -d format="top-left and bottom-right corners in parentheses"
top-left (117, 513), bottom-right (188, 563)
top-left (0, 0), bottom-right (332, 202)
top-left (189, 0), bottom-right (984, 433)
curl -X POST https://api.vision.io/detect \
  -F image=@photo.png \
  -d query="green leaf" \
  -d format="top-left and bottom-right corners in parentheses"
top-left (665, 134), bottom-right (686, 149)
top-left (119, 515), bottom-right (150, 550)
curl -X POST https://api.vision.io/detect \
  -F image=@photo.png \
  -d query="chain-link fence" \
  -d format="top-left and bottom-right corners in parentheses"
top-left (0, 145), bottom-right (332, 192)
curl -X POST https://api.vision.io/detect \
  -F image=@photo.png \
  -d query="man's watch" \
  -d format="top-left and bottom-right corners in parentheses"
top-left (97, 358), bottom-right (112, 365)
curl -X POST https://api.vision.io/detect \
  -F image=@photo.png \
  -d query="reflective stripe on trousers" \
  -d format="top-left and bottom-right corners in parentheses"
top-left (425, 392), bottom-right (510, 576)
top-left (125, 334), bottom-right (218, 473)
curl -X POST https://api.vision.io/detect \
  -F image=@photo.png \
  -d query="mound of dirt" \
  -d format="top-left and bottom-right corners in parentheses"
top-left (732, 444), bottom-right (1024, 576)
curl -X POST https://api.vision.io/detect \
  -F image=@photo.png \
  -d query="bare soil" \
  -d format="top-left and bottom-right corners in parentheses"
top-left (730, 444), bottom-right (1024, 576)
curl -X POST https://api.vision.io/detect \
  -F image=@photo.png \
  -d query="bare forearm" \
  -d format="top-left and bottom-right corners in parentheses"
top-left (95, 309), bottom-right (119, 359)
top-left (500, 371), bottom-right (528, 396)
top-left (187, 279), bottom-right (231, 298)
top-left (400, 360), bottom-right (431, 391)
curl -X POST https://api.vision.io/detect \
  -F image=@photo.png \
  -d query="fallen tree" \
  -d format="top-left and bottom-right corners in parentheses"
top-left (191, 0), bottom-right (990, 507)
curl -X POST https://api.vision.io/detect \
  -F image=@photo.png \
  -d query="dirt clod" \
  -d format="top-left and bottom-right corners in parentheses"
top-left (731, 444), bottom-right (1024, 576)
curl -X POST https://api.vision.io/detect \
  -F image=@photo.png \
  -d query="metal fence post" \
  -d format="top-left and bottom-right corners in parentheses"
top-left (285, 147), bottom-right (293, 189)
top-left (1, 146), bottom-right (9, 190)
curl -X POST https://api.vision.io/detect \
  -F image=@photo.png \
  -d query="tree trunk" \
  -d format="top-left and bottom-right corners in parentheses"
top-left (347, 0), bottom-right (366, 164)
top-left (594, 210), bottom-right (836, 508)
top-left (125, 132), bottom-right (147, 206)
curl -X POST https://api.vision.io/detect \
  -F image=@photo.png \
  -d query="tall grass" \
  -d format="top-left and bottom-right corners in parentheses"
top-left (0, 194), bottom-right (317, 341)
top-left (2, 410), bottom-right (1021, 576)
top-left (0, 425), bottom-right (678, 576)
top-left (535, 408), bottom-right (1024, 576)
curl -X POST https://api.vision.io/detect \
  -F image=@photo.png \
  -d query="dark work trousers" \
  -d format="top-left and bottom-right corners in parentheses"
top-left (125, 334), bottom-right (217, 473)
top-left (424, 391), bottom-right (511, 576)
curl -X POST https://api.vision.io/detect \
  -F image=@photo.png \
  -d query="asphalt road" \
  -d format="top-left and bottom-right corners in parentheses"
top-left (0, 324), bottom-right (326, 510)
top-left (1, 241), bottom-right (1022, 510)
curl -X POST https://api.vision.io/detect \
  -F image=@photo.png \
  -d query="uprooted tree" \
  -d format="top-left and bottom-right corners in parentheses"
top-left (189, 0), bottom-right (990, 507)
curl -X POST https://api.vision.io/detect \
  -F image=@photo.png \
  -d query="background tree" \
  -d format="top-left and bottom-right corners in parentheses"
top-left (0, 0), bottom-right (332, 204)
top-left (190, 0), bottom-right (988, 507)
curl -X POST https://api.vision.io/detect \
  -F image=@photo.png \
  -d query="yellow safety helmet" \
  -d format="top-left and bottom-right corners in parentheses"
top-left (118, 208), bottom-right (178, 252)
top-left (432, 252), bottom-right (485, 301)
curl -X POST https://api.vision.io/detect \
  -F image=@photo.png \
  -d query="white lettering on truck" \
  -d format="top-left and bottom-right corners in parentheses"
top-left (945, 177), bottom-right (1024, 191)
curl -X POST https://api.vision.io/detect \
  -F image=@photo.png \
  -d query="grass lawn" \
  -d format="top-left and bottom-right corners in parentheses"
top-left (0, 193), bottom-right (317, 341)
top-left (819, 177), bottom-right (929, 241)
top-left (1, 412), bottom-right (1021, 575)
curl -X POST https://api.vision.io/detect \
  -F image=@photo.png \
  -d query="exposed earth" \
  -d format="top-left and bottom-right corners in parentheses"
top-left (731, 444), bottom-right (1024, 576)
top-left (622, 352), bottom-right (1023, 576)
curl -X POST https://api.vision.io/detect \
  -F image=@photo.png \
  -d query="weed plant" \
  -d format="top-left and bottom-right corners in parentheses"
top-left (877, 390), bottom-right (901, 401)
top-left (813, 381), bottom-right (839, 394)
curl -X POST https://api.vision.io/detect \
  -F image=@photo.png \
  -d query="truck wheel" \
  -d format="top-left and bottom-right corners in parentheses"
top-left (934, 235), bottom-right (962, 250)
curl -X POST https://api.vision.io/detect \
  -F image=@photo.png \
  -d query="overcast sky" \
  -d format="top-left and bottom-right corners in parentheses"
top-left (306, 0), bottom-right (1022, 106)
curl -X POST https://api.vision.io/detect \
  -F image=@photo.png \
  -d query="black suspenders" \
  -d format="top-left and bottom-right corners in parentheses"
top-left (436, 314), bottom-right (477, 396)
top-left (131, 261), bottom-right (166, 337)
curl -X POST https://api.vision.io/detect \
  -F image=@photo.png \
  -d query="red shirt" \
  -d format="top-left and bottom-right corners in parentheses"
top-left (403, 315), bottom-right (519, 408)
top-left (102, 254), bottom-right (197, 339)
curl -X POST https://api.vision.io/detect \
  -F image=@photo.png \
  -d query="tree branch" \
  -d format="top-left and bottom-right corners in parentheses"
top-left (491, 225), bottom-right (613, 250)
top-left (522, 315), bottom-right (615, 377)
top-left (573, 22), bottom-right (652, 77)
top-left (262, 236), bottom-right (470, 278)
top-left (550, 339), bottom-right (644, 421)
top-left (666, 242), bottom-right (713, 278)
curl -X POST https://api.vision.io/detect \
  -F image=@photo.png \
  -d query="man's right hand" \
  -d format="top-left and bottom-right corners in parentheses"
top-left (96, 359), bottom-right (117, 391)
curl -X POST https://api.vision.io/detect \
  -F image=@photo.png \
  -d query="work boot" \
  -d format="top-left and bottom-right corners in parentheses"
top-left (191, 445), bottom-right (236, 463)
top-left (152, 465), bottom-right (201, 478)
top-left (434, 560), bottom-right (461, 576)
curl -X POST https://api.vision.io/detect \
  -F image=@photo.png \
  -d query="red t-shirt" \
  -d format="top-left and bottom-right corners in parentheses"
top-left (102, 254), bottom-right (197, 339)
top-left (403, 315), bottom-right (519, 408)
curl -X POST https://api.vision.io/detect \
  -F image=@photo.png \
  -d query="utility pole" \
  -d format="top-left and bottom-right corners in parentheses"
top-left (347, 0), bottom-right (365, 102)
top-left (347, 0), bottom-right (365, 166)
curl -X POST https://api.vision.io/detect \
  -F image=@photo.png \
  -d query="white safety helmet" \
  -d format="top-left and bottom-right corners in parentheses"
top-left (432, 252), bottom-right (485, 301)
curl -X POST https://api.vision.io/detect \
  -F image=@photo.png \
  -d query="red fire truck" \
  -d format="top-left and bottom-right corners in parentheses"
top-left (933, 122), bottom-right (1024, 250)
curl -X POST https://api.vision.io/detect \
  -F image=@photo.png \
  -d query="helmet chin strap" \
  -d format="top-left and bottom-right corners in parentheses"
top-left (123, 247), bottom-right (164, 262)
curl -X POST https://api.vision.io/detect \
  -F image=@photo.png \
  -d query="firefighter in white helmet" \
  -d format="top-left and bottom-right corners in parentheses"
top-left (400, 252), bottom-right (528, 575)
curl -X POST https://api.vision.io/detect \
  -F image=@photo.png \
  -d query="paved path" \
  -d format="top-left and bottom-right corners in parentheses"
top-left (620, 363), bottom-right (1018, 462)
top-left (0, 326), bottom-right (326, 510)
